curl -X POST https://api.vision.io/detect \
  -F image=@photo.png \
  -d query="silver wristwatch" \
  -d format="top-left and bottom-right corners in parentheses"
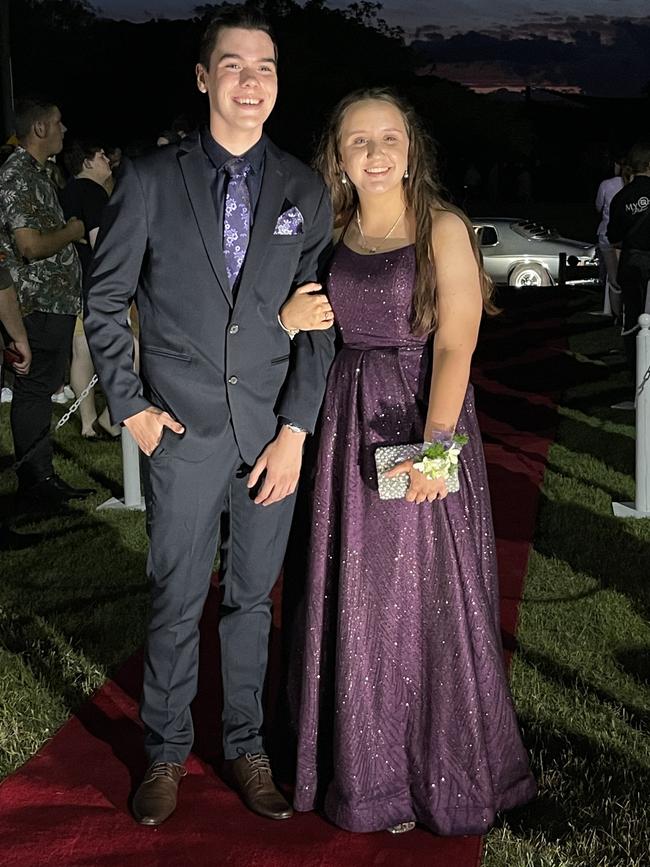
top-left (283, 421), bottom-right (308, 434)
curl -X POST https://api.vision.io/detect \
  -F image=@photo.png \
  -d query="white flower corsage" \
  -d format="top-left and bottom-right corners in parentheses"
top-left (412, 433), bottom-right (469, 490)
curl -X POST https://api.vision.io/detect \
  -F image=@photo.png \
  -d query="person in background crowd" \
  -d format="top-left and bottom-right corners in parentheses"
top-left (608, 141), bottom-right (650, 410)
top-left (104, 144), bottom-right (122, 194)
top-left (0, 263), bottom-right (31, 379)
top-left (171, 115), bottom-right (191, 141)
top-left (515, 162), bottom-right (533, 204)
top-left (156, 129), bottom-right (179, 147)
top-left (0, 254), bottom-right (27, 402)
top-left (595, 156), bottom-right (624, 317)
top-left (156, 116), bottom-right (192, 148)
top-left (0, 269), bottom-right (34, 550)
top-left (462, 161), bottom-right (482, 208)
top-left (48, 145), bottom-right (75, 408)
top-left (0, 143), bottom-right (15, 166)
top-left (46, 154), bottom-right (66, 190)
top-left (0, 97), bottom-right (94, 510)
top-left (61, 140), bottom-right (119, 439)
top-left (105, 144), bottom-right (122, 173)
top-left (0, 261), bottom-right (34, 548)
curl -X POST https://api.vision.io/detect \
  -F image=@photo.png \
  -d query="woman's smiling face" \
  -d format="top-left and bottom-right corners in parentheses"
top-left (338, 99), bottom-right (410, 196)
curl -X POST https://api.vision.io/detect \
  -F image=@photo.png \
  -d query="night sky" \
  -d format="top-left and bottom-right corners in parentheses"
top-left (98, 0), bottom-right (650, 37)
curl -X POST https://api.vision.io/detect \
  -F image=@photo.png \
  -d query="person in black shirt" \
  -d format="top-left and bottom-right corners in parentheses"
top-left (607, 141), bottom-right (650, 383)
top-left (61, 142), bottom-right (110, 271)
top-left (61, 141), bottom-right (117, 438)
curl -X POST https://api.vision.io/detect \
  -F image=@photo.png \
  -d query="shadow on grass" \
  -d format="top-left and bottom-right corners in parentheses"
top-left (54, 440), bottom-right (125, 501)
top-left (534, 491), bottom-right (650, 618)
top-left (478, 318), bottom-right (615, 370)
top-left (0, 488), bottom-right (149, 725)
top-left (566, 385), bottom-right (636, 416)
top-left (476, 390), bottom-right (634, 481)
top-left (480, 349), bottom-right (610, 396)
top-left (548, 418), bottom-right (635, 479)
top-left (476, 388), bottom-right (558, 438)
top-left (518, 645), bottom-right (649, 734)
top-left (522, 587), bottom-right (602, 605)
top-left (494, 720), bottom-right (650, 856)
top-left (615, 646), bottom-right (650, 688)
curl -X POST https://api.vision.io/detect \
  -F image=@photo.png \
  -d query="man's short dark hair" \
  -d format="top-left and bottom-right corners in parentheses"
top-left (198, 5), bottom-right (278, 69)
top-left (14, 97), bottom-right (58, 141)
top-left (626, 142), bottom-right (650, 176)
top-left (63, 140), bottom-right (103, 177)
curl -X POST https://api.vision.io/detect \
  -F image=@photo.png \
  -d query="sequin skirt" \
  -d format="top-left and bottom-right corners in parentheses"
top-left (294, 345), bottom-right (536, 834)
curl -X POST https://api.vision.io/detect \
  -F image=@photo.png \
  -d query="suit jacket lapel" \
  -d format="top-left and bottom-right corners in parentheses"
top-left (235, 144), bottom-right (286, 302)
top-left (177, 139), bottom-right (233, 306)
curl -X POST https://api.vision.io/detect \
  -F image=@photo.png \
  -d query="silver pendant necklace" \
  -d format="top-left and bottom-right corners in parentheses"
top-left (356, 206), bottom-right (406, 253)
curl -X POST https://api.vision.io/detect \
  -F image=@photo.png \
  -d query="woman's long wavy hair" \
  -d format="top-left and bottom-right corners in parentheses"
top-left (314, 88), bottom-right (497, 336)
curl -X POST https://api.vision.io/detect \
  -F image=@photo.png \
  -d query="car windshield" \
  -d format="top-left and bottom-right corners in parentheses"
top-left (510, 221), bottom-right (559, 240)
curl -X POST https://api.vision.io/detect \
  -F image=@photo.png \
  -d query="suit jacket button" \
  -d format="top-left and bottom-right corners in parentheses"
top-left (228, 375), bottom-right (238, 385)
top-left (229, 324), bottom-right (239, 335)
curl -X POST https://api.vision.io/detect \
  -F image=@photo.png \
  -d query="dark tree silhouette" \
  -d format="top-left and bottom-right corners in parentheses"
top-left (10, 0), bottom-right (647, 202)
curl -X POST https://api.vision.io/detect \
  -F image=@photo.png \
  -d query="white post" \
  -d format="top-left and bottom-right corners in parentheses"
top-left (612, 313), bottom-right (650, 519)
top-left (97, 427), bottom-right (146, 511)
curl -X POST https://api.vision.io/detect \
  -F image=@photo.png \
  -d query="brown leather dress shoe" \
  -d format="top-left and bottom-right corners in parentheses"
top-left (132, 762), bottom-right (187, 826)
top-left (225, 752), bottom-right (293, 820)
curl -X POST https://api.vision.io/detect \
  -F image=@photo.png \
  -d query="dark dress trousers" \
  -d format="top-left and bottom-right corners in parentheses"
top-left (84, 132), bottom-right (334, 763)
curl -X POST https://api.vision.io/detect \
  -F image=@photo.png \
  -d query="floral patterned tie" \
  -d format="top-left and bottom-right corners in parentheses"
top-left (223, 157), bottom-right (252, 288)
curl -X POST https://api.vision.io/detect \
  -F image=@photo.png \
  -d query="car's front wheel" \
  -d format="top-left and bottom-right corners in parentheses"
top-left (509, 263), bottom-right (551, 289)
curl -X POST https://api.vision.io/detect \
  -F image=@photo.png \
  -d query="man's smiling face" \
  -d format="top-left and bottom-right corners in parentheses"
top-left (196, 27), bottom-right (278, 143)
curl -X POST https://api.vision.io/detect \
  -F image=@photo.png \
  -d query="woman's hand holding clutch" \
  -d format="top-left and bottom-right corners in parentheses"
top-left (375, 434), bottom-right (467, 501)
top-left (385, 459), bottom-right (449, 503)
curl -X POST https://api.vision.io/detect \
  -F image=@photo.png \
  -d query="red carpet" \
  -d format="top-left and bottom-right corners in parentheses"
top-left (0, 294), bottom-right (565, 867)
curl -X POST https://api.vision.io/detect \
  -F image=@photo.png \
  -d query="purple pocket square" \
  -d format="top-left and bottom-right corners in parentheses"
top-left (273, 206), bottom-right (304, 235)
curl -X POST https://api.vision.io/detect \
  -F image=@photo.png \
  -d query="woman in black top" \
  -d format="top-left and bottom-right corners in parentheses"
top-left (61, 141), bottom-right (117, 438)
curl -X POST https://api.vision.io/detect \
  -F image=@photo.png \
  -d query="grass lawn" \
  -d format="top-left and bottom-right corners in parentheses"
top-left (0, 284), bottom-right (648, 866)
top-left (483, 288), bottom-right (649, 867)
top-left (0, 408), bottom-right (151, 776)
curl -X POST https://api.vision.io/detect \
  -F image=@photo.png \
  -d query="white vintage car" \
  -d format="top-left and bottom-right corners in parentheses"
top-left (472, 218), bottom-right (599, 288)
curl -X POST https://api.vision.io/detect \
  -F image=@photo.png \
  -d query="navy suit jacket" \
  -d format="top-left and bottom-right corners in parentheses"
top-left (84, 133), bottom-right (335, 464)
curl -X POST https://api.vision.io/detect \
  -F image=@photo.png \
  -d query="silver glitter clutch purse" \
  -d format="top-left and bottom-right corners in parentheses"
top-left (374, 443), bottom-right (461, 500)
top-left (374, 444), bottom-right (421, 500)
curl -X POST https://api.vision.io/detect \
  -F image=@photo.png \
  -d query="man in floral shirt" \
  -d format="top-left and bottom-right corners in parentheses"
top-left (0, 97), bottom-right (93, 508)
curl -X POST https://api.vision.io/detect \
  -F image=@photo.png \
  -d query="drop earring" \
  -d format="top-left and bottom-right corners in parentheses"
top-left (403, 168), bottom-right (409, 179)
top-left (341, 172), bottom-right (348, 185)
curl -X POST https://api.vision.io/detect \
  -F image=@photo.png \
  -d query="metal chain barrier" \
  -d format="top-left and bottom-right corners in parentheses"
top-left (636, 362), bottom-right (650, 400)
top-left (6, 373), bottom-right (99, 475)
top-left (55, 374), bottom-right (98, 430)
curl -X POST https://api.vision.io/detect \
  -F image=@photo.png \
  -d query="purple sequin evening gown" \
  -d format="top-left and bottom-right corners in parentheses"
top-left (294, 243), bottom-right (536, 835)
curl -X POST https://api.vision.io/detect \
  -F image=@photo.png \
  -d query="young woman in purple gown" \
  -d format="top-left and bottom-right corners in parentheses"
top-left (280, 89), bottom-right (536, 836)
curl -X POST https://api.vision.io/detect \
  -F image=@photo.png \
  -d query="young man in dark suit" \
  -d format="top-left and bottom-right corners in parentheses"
top-left (85, 7), bottom-right (335, 826)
